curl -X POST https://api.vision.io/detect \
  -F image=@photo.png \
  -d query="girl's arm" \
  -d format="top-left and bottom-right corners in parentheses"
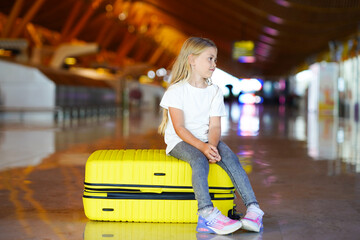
top-left (208, 116), bottom-right (221, 146)
top-left (169, 107), bottom-right (220, 162)
top-left (207, 116), bottom-right (222, 162)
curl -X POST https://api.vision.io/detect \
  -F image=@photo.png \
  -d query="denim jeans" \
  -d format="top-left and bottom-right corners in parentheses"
top-left (169, 141), bottom-right (258, 211)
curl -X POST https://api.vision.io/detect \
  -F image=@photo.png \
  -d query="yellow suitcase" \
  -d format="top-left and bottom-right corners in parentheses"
top-left (83, 149), bottom-right (236, 223)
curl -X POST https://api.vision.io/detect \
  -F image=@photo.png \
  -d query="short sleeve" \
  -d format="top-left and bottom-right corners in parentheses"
top-left (160, 85), bottom-right (183, 110)
top-left (209, 86), bottom-right (227, 117)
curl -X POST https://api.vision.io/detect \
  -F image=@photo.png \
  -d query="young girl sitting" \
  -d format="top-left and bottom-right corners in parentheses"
top-left (158, 37), bottom-right (264, 235)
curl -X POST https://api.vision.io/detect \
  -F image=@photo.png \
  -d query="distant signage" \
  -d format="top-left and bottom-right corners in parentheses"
top-left (232, 41), bottom-right (255, 63)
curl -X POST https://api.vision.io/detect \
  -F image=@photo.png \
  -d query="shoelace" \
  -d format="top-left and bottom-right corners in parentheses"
top-left (205, 208), bottom-right (221, 225)
top-left (206, 209), bottom-right (233, 226)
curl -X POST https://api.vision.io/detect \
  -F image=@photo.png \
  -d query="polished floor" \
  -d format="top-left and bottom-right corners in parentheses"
top-left (0, 103), bottom-right (359, 240)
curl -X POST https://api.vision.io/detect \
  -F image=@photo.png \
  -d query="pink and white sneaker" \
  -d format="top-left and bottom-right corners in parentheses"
top-left (196, 207), bottom-right (242, 235)
top-left (241, 205), bottom-right (264, 232)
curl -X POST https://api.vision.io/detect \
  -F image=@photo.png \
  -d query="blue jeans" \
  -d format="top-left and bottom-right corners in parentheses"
top-left (169, 141), bottom-right (258, 211)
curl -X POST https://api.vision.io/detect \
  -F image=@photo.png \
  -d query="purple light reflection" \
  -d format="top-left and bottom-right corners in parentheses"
top-left (257, 42), bottom-right (272, 50)
top-left (259, 35), bottom-right (276, 44)
top-left (237, 104), bottom-right (260, 137)
top-left (263, 26), bottom-right (279, 36)
top-left (275, 0), bottom-right (291, 7)
top-left (268, 15), bottom-right (284, 24)
top-left (238, 56), bottom-right (256, 63)
top-left (255, 49), bottom-right (270, 57)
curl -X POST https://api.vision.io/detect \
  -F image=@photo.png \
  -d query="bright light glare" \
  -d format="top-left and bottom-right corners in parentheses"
top-left (239, 93), bottom-right (263, 104)
top-left (238, 104), bottom-right (259, 136)
top-left (296, 70), bottom-right (312, 82)
top-left (212, 68), bottom-right (242, 96)
top-left (203, 69), bottom-right (263, 98)
top-left (295, 70), bottom-right (313, 96)
top-left (147, 70), bottom-right (156, 79)
top-left (338, 77), bottom-right (345, 92)
top-left (239, 78), bottom-right (263, 92)
top-left (240, 116), bottom-right (259, 136)
top-left (156, 68), bottom-right (167, 77)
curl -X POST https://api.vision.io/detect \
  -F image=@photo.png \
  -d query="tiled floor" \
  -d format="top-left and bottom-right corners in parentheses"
top-left (0, 103), bottom-right (359, 240)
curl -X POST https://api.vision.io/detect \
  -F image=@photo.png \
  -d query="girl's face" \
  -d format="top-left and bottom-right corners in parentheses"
top-left (190, 47), bottom-right (217, 79)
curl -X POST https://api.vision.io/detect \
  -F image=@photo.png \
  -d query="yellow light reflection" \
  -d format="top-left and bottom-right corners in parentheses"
top-left (0, 49), bottom-right (12, 57)
top-left (64, 57), bottom-right (77, 65)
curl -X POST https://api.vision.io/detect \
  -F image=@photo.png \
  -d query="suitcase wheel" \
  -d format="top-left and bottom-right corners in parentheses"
top-left (228, 207), bottom-right (243, 220)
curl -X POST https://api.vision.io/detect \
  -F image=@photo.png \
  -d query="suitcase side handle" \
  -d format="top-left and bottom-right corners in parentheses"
top-left (154, 173), bottom-right (166, 176)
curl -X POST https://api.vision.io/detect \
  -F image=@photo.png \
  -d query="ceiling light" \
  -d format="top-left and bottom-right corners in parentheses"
top-left (105, 4), bottom-right (113, 12)
top-left (259, 35), bottom-right (276, 44)
top-left (64, 57), bottom-right (76, 65)
top-left (275, 0), bottom-right (291, 7)
top-left (118, 12), bottom-right (127, 21)
top-left (268, 15), bottom-right (284, 24)
top-left (263, 27), bottom-right (279, 36)
top-left (147, 70), bottom-right (155, 79)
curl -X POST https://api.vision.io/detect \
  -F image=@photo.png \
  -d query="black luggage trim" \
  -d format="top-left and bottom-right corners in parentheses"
top-left (84, 182), bottom-right (234, 190)
top-left (83, 191), bottom-right (234, 201)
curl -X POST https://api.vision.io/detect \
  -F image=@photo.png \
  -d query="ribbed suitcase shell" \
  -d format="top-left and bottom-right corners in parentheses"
top-left (83, 149), bottom-right (235, 223)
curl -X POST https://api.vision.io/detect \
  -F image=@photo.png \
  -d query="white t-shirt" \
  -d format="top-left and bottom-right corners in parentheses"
top-left (160, 81), bottom-right (227, 154)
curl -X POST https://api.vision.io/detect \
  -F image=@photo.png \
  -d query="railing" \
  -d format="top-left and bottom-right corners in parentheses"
top-left (0, 105), bottom-right (122, 122)
top-left (56, 105), bottom-right (121, 121)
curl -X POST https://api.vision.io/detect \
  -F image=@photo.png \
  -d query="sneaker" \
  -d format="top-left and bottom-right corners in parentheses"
top-left (196, 207), bottom-right (242, 235)
top-left (241, 205), bottom-right (264, 232)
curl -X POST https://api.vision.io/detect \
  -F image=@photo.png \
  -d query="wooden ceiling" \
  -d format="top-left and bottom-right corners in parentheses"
top-left (1, 0), bottom-right (360, 80)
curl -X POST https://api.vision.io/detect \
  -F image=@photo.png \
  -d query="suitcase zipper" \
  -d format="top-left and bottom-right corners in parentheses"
top-left (83, 190), bottom-right (234, 201)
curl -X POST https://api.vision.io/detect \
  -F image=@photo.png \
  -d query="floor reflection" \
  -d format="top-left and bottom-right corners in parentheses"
top-left (0, 104), bottom-right (359, 240)
top-left (0, 129), bottom-right (54, 170)
top-left (83, 221), bottom-right (264, 240)
top-left (307, 111), bottom-right (360, 173)
top-left (2, 103), bottom-right (359, 174)
top-left (225, 103), bottom-right (360, 173)
top-left (223, 103), bottom-right (260, 137)
top-left (84, 222), bottom-right (197, 240)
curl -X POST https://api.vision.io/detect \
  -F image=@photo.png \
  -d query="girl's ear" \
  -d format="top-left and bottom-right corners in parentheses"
top-left (188, 54), bottom-right (195, 65)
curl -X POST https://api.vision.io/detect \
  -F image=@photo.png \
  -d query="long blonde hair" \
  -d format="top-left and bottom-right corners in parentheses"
top-left (158, 37), bottom-right (217, 135)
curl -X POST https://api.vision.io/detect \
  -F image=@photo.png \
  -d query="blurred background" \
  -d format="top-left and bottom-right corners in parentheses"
top-left (1, 0), bottom-right (360, 167)
top-left (0, 0), bottom-right (359, 116)
top-left (1, 1), bottom-right (360, 239)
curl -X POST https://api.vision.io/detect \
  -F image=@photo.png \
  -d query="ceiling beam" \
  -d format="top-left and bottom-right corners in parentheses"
top-left (58, 0), bottom-right (83, 43)
top-left (1, 0), bottom-right (24, 37)
top-left (10, 0), bottom-right (46, 38)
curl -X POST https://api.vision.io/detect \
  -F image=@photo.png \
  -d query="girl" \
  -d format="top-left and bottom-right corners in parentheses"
top-left (158, 37), bottom-right (264, 235)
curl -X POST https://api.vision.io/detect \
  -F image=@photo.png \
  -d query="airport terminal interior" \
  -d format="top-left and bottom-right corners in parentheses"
top-left (1, 0), bottom-right (360, 239)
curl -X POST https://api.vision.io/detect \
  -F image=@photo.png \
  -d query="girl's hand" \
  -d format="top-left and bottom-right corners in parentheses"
top-left (202, 143), bottom-right (221, 163)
